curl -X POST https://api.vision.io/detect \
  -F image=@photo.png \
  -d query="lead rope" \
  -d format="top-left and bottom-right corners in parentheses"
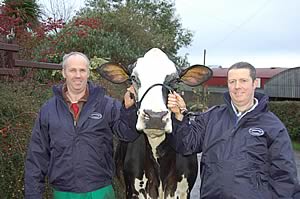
top-left (131, 83), bottom-right (174, 110)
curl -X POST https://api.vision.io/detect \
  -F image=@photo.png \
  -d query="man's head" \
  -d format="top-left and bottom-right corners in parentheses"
top-left (62, 52), bottom-right (90, 94)
top-left (227, 62), bottom-right (258, 109)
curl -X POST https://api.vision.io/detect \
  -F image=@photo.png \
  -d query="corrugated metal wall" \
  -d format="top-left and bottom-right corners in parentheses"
top-left (265, 67), bottom-right (300, 98)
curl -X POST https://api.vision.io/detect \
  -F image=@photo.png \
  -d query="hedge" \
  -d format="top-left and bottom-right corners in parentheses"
top-left (269, 101), bottom-right (300, 141)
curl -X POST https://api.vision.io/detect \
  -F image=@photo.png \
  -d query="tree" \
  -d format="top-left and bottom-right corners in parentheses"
top-left (66, 0), bottom-right (193, 65)
top-left (38, 0), bottom-right (79, 22)
top-left (1, 0), bottom-right (193, 67)
top-left (0, 1), bottom-right (65, 60)
top-left (1, 0), bottom-right (41, 40)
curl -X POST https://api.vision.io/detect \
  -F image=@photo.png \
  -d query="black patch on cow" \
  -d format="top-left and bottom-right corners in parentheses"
top-left (162, 73), bottom-right (179, 104)
top-left (164, 73), bottom-right (180, 88)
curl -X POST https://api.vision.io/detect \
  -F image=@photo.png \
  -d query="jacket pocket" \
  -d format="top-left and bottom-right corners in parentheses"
top-left (245, 134), bottom-right (268, 163)
top-left (252, 173), bottom-right (268, 190)
top-left (250, 172), bottom-right (271, 198)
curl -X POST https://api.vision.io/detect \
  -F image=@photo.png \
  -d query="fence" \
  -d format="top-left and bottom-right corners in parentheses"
top-left (0, 42), bottom-right (61, 76)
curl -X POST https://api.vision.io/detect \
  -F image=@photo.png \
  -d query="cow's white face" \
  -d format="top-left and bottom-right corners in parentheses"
top-left (131, 49), bottom-right (177, 134)
top-left (97, 48), bottom-right (212, 137)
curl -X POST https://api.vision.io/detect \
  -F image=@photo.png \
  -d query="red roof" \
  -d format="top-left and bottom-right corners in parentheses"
top-left (211, 67), bottom-right (288, 78)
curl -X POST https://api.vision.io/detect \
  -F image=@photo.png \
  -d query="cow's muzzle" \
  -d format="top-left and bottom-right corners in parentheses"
top-left (143, 109), bottom-right (168, 130)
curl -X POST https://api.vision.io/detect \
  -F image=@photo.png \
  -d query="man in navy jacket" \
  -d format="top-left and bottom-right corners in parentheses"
top-left (24, 52), bottom-right (138, 198)
top-left (168, 62), bottom-right (299, 198)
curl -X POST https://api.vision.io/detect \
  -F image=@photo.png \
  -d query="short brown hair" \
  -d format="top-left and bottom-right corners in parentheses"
top-left (228, 62), bottom-right (256, 81)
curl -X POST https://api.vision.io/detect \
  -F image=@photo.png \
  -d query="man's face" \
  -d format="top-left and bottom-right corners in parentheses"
top-left (62, 55), bottom-right (89, 94)
top-left (227, 68), bottom-right (257, 107)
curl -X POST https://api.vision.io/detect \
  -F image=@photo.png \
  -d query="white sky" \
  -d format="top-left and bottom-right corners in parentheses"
top-left (175, 0), bottom-right (300, 68)
top-left (37, 0), bottom-right (300, 68)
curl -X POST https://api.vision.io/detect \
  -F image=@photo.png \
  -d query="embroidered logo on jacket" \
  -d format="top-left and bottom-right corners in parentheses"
top-left (248, 127), bottom-right (264, 136)
top-left (89, 112), bottom-right (103, 119)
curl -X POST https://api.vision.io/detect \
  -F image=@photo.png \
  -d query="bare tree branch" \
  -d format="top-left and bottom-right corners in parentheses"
top-left (38, 0), bottom-right (82, 21)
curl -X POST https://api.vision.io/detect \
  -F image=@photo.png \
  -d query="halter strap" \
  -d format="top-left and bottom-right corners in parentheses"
top-left (135, 83), bottom-right (174, 110)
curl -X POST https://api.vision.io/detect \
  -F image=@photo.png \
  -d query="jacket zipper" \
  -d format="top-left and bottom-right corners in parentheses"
top-left (74, 120), bottom-right (77, 127)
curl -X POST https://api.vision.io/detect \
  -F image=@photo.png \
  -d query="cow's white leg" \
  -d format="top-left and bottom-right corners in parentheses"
top-left (133, 174), bottom-right (148, 199)
top-left (158, 183), bottom-right (164, 199)
top-left (168, 175), bottom-right (189, 199)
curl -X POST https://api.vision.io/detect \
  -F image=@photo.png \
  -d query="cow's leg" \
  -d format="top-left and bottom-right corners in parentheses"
top-left (159, 147), bottom-right (198, 199)
top-left (123, 135), bottom-right (162, 199)
top-left (123, 136), bottom-right (146, 198)
top-left (143, 135), bottom-right (162, 199)
top-left (114, 141), bottom-right (128, 181)
top-left (157, 143), bottom-right (178, 199)
top-left (177, 154), bottom-right (198, 199)
top-left (124, 175), bottom-right (138, 199)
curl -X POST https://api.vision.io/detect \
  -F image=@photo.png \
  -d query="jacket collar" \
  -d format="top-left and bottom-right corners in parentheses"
top-left (223, 91), bottom-right (269, 114)
top-left (53, 81), bottom-right (106, 102)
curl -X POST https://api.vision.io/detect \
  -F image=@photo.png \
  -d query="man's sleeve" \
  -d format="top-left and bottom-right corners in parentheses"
top-left (24, 111), bottom-right (50, 199)
top-left (268, 128), bottom-right (299, 198)
top-left (111, 99), bottom-right (140, 142)
top-left (168, 112), bottom-right (206, 155)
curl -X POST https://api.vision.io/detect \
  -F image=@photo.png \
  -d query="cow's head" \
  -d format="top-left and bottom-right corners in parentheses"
top-left (97, 48), bottom-right (212, 136)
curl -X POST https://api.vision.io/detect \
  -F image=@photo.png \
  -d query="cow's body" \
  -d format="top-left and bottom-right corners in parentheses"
top-left (115, 133), bottom-right (198, 199)
top-left (98, 48), bottom-right (212, 198)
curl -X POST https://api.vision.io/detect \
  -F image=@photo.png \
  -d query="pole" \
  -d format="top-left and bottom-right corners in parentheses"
top-left (203, 49), bottom-right (206, 65)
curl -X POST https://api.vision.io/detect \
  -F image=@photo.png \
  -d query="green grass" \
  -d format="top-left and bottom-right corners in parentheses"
top-left (292, 141), bottom-right (300, 151)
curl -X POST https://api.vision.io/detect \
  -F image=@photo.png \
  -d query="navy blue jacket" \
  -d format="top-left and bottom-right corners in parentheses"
top-left (170, 92), bottom-right (299, 198)
top-left (25, 82), bottom-right (139, 198)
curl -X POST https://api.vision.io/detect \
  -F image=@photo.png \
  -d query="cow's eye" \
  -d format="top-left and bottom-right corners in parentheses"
top-left (130, 76), bottom-right (137, 83)
top-left (130, 75), bottom-right (141, 88)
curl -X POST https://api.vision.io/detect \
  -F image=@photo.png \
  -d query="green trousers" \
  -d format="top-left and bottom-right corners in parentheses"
top-left (53, 185), bottom-right (115, 199)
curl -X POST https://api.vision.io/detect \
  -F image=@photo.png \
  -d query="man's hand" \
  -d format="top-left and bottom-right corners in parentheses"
top-left (167, 92), bottom-right (186, 121)
top-left (124, 85), bottom-right (136, 109)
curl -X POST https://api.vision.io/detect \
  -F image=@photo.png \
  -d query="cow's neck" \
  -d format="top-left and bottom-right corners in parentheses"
top-left (144, 129), bottom-right (166, 161)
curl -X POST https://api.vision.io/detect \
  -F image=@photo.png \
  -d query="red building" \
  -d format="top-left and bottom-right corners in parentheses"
top-left (204, 67), bottom-right (288, 89)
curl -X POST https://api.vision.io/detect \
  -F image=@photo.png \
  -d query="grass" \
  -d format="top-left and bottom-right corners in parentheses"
top-left (292, 141), bottom-right (300, 152)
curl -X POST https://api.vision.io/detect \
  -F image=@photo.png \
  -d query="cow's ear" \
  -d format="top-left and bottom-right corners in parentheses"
top-left (179, 64), bottom-right (213, 86)
top-left (96, 62), bottom-right (130, 84)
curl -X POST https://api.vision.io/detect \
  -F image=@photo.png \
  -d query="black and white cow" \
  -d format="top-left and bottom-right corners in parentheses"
top-left (98, 48), bottom-right (212, 199)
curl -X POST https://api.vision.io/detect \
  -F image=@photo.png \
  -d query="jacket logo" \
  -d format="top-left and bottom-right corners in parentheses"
top-left (248, 127), bottom-right (264, 136)
top-left (89, 112), bottom-right (102, 120)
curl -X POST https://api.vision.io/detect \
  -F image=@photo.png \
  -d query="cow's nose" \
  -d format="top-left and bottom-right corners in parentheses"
top-left (143, 110), bottom-right (168, 130)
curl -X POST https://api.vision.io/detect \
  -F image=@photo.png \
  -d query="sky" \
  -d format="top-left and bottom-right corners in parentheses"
top-left (37, 0), bottom-right (300, 68)
top-left (175, 0), bottom-right (300, 68)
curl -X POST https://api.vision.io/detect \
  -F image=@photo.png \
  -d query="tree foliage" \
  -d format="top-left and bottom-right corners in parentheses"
top-left (0, 0), bottom-right (41, 39)
top-left (72, 0), bottom-right (193, 65)
top-left (1, 0), bottom-right (193, 81)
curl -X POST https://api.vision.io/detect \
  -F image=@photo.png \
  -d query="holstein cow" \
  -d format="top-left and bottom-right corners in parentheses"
top-left (97, 48), bottom-right (212, 199)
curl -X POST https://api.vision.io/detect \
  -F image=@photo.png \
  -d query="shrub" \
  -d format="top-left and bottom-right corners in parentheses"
top-left (0, 80), bottom-right (53, 198)
top-left (269, 101), bottom-right (300, 141)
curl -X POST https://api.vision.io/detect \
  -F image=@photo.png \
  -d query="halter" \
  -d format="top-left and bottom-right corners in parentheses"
top-left (132, 83), bottom-right (175, 110)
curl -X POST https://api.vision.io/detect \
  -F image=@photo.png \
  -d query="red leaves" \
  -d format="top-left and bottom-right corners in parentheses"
top-left (71, 17), bottom-right (102, 38)
top-left (0, 127), bottom-right (9, 138)
top-left (0, 3), bottom-right (34, 36)
top-left (41, 18), bottom-right (65, 33)
top-left (74, 17), bottom-right (102, 29)
top-left (1, 1), bottom-right (103, 63)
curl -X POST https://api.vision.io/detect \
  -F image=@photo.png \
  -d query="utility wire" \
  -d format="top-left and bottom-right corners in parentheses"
top-left (209, 0), bottom-right (273, 49)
